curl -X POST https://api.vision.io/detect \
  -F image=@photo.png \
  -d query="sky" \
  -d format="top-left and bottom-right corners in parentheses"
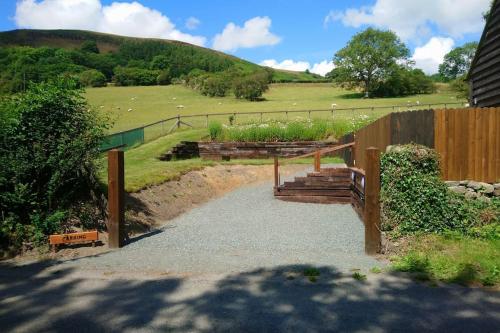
top-left (0, 0), bottom-right (491, 75)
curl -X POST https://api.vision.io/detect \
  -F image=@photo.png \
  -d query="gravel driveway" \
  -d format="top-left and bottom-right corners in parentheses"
top-left (63, 175), bottom-right (381, 275)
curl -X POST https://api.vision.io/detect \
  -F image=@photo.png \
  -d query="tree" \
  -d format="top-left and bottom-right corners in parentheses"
top-left (79, 69), bottom-right (107, 87)
top-left (0, 79), bottom-right (108, 249)
top-left (233, 73), bottom-right (269, 101)
top-left (80, 41), bottom-right (99, 54)
top-left (438, 42), bottom-right (478, 81)
top-left (333, 28), bottom-right (411, 97)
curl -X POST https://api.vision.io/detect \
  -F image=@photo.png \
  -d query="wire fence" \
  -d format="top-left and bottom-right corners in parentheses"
top-left (99, 101), bottom-right (468, 151)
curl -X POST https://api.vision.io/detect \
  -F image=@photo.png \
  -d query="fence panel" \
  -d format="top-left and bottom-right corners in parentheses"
top-left (434, 108), bottom-right (500, 182)
top-left (354, 114), bottom-right (391, 170)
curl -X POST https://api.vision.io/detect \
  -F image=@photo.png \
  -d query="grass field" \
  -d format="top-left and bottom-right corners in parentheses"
top-left (86, 83), bottom-right (464, 133)
top-left (98, 128), bottom-right (342, 192)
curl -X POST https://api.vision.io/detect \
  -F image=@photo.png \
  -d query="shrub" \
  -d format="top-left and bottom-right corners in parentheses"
top-left (233, 73), bottom-right (269, 101)
top-left (157, 69), bottom-right (172, 85)
top-left (113, 66), bottom-right (159, 86)
top-left (380, 144), bottom-right (499, 236)
top-left (0, 79), bottom-right (108, 250)
top-left (79, 69), bottom-right (107, 87)
top-left (200, 75), bottom-right (230, 97)
top-left (208, 121), bottom-right (223, 141)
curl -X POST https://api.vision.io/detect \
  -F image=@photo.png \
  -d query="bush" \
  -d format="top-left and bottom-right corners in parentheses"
top-left (157, 69), bottom-right (172, 85)
top-left (233, 73), bottom-right (269, 101)
top-left (200, 75), bottom-right (230, 97)
top-left (380, 144), bottom-right (499, 236)
top-left (372, 68), bottom-right (435, 97)
top-left (113, 66), bottom-right (159, 86)
top-left (79, 69), bottom-right (107, 87)
top-left (208, 122), bottom-right (223, 141)
top-left (0, 79), bottom-right (108, 250)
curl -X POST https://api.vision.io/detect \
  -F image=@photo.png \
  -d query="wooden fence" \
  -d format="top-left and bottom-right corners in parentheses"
top-left (344, 107), bottom-right (500, 183)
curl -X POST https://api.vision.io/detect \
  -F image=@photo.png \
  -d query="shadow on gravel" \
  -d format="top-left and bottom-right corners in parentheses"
top-left (0, 262), bottom-right (499, 332)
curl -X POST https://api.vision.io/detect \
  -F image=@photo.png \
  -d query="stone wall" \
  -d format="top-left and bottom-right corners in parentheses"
top-left (446, 180), bottom-right (500, 202)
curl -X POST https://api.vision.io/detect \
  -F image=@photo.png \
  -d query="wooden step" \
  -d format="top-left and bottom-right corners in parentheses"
top-left (275, 195), bottom-right (352, 204)
top-left (275, 189), bottom-right (351, 197)
top-left (282, 183), bottom-right (351, 190)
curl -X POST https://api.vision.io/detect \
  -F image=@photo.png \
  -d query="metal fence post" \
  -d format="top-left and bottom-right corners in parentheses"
top-left (177, 114), bottom-right (181, 129)
top-left (206, 114), bottom-right (209, 128)
top-left (108, 149), bottom-right (125, 248)
top-left (364, 147), bottom-right (381, 254)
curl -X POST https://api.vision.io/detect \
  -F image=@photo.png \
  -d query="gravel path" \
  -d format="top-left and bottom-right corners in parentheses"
top-left (64, 172), bottom-right (381, 275)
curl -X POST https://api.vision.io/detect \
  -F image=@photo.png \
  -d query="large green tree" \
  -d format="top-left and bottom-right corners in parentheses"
top-left (333, 28), bottom-right (411, 97)
top-left (438, 42), bottom-right (478, 81)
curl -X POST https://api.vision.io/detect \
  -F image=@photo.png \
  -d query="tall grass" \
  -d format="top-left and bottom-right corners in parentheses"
top-left (208, 116), bottom-right (373, 142)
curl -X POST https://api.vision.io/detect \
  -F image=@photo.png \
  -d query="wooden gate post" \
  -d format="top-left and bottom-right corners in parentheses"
top-left (314, 151), bottom-right (321, 172)
top-left (364, 147), bottom-right (381, 254)
top-left (108, 149), bottom-right (125, 248)
top-left (274, 156), bottom-right (279, 188)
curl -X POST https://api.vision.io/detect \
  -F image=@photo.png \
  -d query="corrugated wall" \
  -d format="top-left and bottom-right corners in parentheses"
top-left (469, 0), bottom-right (500, 107)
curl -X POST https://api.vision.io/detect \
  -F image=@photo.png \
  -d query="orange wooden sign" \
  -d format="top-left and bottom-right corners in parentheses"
top-left (49, 231), bottom-right (98, 245)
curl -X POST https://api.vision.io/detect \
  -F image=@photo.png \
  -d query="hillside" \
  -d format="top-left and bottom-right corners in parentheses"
top-left (0, 29), bottom-right (323, 84)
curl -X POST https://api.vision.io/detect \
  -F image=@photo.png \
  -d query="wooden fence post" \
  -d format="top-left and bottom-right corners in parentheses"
top-left (274, 156), bottom-right (279, 188)
top-left (108, 149), bottom-right (125, 248)
top-left (364, 147), bottom-right (381, 254)
top-left (314, 151), bottom-right (321, 172)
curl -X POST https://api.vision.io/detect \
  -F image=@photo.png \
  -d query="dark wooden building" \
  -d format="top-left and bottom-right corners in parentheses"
top-left (469, 0), bottom-right (500, 107)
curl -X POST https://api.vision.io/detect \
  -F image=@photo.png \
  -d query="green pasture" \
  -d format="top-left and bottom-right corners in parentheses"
top-left (86, 83), bottom-right (464, 133)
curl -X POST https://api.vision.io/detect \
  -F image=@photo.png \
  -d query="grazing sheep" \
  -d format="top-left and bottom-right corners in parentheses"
top-left (128, 108), bottom-right (133, 112)
top-left (292, 102), bottom-right (297, 106)
top-left (176, 105), bottom-right (185, 109)
top-left (331, 103), bottom-right (337, 109)
top-left (172, 97), bottom-right (177, 100)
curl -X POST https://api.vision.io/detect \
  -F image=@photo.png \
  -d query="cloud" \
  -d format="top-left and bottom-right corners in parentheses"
top-left (185, 17), bottom-right (200, 30)
top-left (328, 0), bottom-right (491, 41)
top-left (14, 0), bottom-right (206, 46)
top-left (311, 60), bottom-right (335, 76)
top-left (260, 59), bottom-right (334, 76)
top-left (412, 37), bottom-right (454, 74)
top-left (260, 59), bottom-right (310, 72)
top-left (213, 16), bottom-right (281, 52)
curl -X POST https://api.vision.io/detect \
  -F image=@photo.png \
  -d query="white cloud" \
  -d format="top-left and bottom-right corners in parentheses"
top-left (213, 16), bottom-right (281, 52)
top-left (260, 59), bottom-right (310, 72)
top-left (328, 0), bottom-right (490, 41)
top-left (412, 37), bottom-right (454, 74)
top-left (311, 60), bottom-right (335, 76)
top-left (185, 17), bottom-right (200, 30)
top-left (14, 0), bottom-right (206, 46)
top-left (260, 59), bottom-right (335, 76)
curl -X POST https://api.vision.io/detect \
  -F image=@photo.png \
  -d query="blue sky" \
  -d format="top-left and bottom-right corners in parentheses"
top-left (0, 0), bottom-right (491, 75)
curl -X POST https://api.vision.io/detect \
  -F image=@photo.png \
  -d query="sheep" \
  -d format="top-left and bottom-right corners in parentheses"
top-left (331, 103), bottom-right (337, 109)
top-left (292, 102), bottom-right (297, 106)
top-left (176, 105), bottom-right (185, 109)
top-left (128, 108), bottom-right (133, 112)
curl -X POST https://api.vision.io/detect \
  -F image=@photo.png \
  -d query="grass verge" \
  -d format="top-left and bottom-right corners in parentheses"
top-left (391, 234), bottom-right (500, 287)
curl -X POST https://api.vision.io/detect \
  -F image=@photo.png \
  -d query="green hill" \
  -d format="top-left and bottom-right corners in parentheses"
top-left (0, 29), bottom-right (323, 91)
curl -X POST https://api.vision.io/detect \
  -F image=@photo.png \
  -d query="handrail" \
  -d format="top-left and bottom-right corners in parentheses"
top-left (273, 141), bottom-right (355, 188)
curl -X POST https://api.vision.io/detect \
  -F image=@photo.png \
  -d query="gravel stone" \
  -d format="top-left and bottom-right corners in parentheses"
top-left (63, 177), bottom-right (381, 274)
